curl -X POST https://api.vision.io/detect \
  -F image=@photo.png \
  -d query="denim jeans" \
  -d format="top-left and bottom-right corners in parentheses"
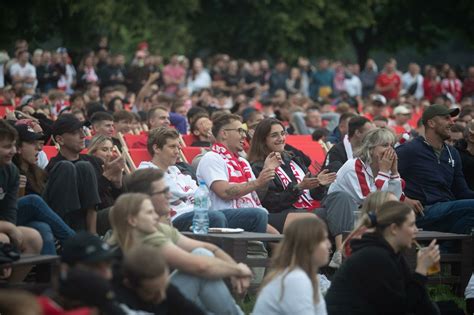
top-left (172, 208), bottom-right (268, 233)
top-left (17, 195), bottom-right (76, 255)
top-left (170, 248), bottom-right (243, 315)
top-left (417, 199), bottom-right (474, 235)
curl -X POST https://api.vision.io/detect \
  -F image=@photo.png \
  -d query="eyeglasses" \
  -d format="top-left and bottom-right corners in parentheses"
top-left (269, 131), bottom-right (287, 139)
top-left (150, 187), bottom-right (170, 197)
top-left (224, 128), bottom-right (247, 136)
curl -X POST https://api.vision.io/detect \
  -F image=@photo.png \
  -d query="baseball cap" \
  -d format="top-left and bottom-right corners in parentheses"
top-left (421, 104), bottom-right (460, 124)
top-left (371, 94), bottom-right (387, 106)
top-left (393, 105), bottom-right (412, 115)
top-left (51, 114), bottom-right (85, 136)
top-left (14, 124), bottom-right (44, 142)
top-left (59, 268), bottom-right (125, 315)
top-left (61, 232), bottom-right (115, 265)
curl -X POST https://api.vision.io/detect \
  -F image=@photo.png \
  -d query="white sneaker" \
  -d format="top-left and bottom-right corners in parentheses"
top-left (329, 250), bottom-right (342, 268)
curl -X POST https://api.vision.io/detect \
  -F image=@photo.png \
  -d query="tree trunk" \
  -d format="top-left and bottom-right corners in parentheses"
top-left (349, 29), bottom-right (373, 69)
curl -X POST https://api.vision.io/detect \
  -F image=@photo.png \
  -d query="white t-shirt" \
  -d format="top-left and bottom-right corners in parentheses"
top-left (137, 161), bottom-right (197, 220)
top-left (253, 268), bottom-right (327, 315)
top-left (196, 151), bottom-right (265, 211)
top-left (9, 62), bottom-right (37, 88)
top-left (343, 75), bottom-right (362, 97)
top-left (402, 72), bottom-right (424, 100)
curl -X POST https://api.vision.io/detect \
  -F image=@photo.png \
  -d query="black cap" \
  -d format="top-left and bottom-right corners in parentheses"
top-left (61, 232), bottom-right (115, 265)
top-left (51, 114), bottom-right (85, 136)
top-left (59, 268), bottom-right (126, 315)
top-left (14, 124), bottom-right (44, 142)
top-left (422, 104), bottom-right (460, 124)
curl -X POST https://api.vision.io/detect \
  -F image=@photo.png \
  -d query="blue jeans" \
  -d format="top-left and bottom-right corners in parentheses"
top-left (17, 195), bottom-right (76, 255)
top-left (171, 248), bottom-right (243, 315)
top-left (417, 199), bottom-right (474, 234)
top-left (172, 208), bottom-right (268, 233)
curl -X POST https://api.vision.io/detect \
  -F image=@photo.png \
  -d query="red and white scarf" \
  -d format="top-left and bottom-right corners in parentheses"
top-left (211, 143), bottom-right (261, 208)
top-left (275, 160), bottom-right (319, 210)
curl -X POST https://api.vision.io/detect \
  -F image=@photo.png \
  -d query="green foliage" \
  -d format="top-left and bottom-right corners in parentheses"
top-left (0, 0), bottom-right (472, 63)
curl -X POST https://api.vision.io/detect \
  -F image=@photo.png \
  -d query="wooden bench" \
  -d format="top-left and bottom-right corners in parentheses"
top-left (0, 255), bottom-right (60, 286)
top-left (183, 232), bottom-right (283, 268)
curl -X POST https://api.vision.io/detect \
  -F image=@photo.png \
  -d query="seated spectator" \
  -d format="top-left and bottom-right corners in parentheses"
top-left (138, 127), bottom-right (268, 232)
top-left (60, 231), bottom-right (115, 280)
top-left (44, 114), bottom-right (124, 232)
top-left (325, 201), bottom-right (440, 314)
top-left (148, 106), bottom-right (171, 130)
top-left (248, 118), bottom-right (356, 268)
top-left (107, 97), bottom-right (124, 113)
top-left (12, 123), bottom-right (75, 255)
top-left (448, 123), bottom-right (464, 145)
top-left (364, 94), bottom-right (387, 121)
top-left (196, 113), bottom-right (273, 233)
top-left (396, 105), bottom-right (474, 235)
top-left (292, 106), bottom-right (340, 135)
top-left (455, 122), bottom-right (474, 190)
top-left (109, 193), bottom-right (251, 315)
top-left (0, 120), bottom-right (42, 281)
top-left (343, 191), bottom-right (398, 257)
top-left (327, 112), bottom-right (357, 144)
top-left (253, 217), bottom-right (330, 315)
top-left (323, 116), bottom-right (374, 173)
top-left (90, 111), bottom-right (115, 138)
top-left (312, 127), bottom-right (329, 143)
top-left (389, 105), bottom-right (412, 135)
top-left (189, 113), bottom-right (213, 147)
top-left (113, 111), bottom-right (133, 135)
top-left (373, 115), bottom-right (389, 128)
top-left (328, 128), bottom-right (406, 205)
top-left (87, 135), bottom-right (115, 164)
top-left (114, 245), bottom-right (205, 315)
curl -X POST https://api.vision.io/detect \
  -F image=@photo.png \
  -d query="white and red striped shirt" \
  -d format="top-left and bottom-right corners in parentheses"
top-left (328, 158), bottom-right (405, 205)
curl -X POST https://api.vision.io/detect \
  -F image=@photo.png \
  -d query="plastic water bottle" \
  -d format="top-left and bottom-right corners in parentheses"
top-left (192, 180), bottom-right (210, 234)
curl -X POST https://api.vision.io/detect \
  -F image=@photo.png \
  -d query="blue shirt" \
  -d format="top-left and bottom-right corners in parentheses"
top-left (396, 136), bottom-right (474, 205)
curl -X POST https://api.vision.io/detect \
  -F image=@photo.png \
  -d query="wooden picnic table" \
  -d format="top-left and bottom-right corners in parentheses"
top-left (183, 232), bottom-right (283, 268)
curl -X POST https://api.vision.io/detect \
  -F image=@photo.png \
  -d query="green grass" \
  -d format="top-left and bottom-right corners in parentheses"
top-left (239, 284), bottom-right (465, 315)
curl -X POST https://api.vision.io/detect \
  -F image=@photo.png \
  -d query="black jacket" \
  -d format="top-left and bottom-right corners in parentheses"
top-left (322, 141), bottom-right (347, 173)
top-left (455, 139), bottom-right (474, 190)
top-left (251, 153), bottom-right (326, 213)
top-left (326, 233), bottom-right (439, 315)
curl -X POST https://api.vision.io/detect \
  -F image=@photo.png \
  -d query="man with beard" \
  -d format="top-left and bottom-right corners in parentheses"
top-left (396, 104), bottom-right (474, 234)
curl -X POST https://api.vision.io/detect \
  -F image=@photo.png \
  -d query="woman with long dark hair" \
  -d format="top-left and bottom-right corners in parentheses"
top-left (248, 118), bottom-right (357, 268)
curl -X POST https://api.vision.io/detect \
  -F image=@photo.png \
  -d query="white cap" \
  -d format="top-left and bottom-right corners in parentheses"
top-left (393, 105), bottom-right (412, 115)
top-left (371, 94), bottom-right (387, 105)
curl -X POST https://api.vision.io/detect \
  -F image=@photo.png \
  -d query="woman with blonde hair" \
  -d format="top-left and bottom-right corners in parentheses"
top-left (328, 127), bottom-right (405, 204)
top-left (343, 191), bottom-right (398, 257)
top-left (253, 217), bottom-right (331, 315)
top-left (326, 201), bottom-right (440, 314)
top-left (87, 135), bottom-right (114, 163)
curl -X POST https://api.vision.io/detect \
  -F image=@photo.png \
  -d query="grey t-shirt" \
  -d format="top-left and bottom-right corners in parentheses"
top-left (253, 268), bottom-right (327, 315)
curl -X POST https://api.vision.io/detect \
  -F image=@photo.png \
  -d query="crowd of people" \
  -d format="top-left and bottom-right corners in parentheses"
top-left (0, 37), bottom-right (474, 314)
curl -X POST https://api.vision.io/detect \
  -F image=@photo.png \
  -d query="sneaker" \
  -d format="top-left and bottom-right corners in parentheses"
top-left (329, 250), bottom-right (342, 269)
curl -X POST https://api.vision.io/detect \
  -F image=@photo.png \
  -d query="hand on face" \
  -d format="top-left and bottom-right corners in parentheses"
top-left (378, 147), bottom-right (395, 173)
